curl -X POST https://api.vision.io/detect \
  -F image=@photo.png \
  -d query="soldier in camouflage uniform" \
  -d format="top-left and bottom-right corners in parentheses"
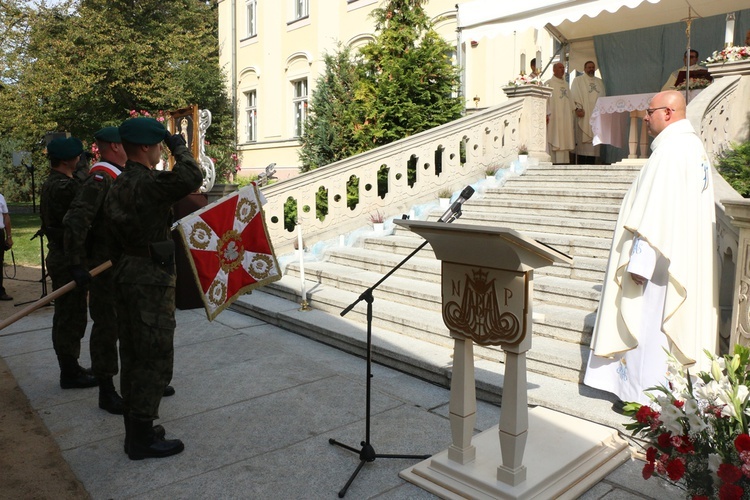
top-left (105, 117), bottom-right (202, 460)
top-left (40, 137), bottom-right (98, 389)
top-left (63, 127), bottom-right (127, 414)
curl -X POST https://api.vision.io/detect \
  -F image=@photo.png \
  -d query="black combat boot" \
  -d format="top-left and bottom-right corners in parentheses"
top-left (163, 385), bottom-right (175, 397)
top-left (123, 414), bottom-right (166, 453)
top-left (58, 355), bottom-right (98, 389)
top-left (125, 416), bottom-right (179, 459)
top-left (98, 377), bottom-right (125, 415)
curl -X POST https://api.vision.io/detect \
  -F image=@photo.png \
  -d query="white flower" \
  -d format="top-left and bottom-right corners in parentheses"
top-left (708, 453), bottom-right (722, 472)
top-left (704, 46), bottom-right (750, 64)
top-left (660, 401), bottom-right (684, 435)
top-left (720, 385), bottom-right (750, 419)
top-left (695, 379), bottom-right (722, 402)
top-left (683, 398), bottom-right (708, 435)
top-left (737, 384), bottom-right (749, 403)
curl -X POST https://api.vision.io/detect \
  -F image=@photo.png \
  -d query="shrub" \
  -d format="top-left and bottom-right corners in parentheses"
top-left (716, 141), bottom-right (750, 197)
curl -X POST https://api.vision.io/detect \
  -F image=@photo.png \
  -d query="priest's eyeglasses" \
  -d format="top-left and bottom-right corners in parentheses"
top-left (645, 107), bottom-right (673, 116)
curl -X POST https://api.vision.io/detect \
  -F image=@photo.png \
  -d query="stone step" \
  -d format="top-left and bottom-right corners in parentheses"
top-left (504, 176), bottom-right (635, 189)
top-left (285, 259), bottom-right (601, 312)
top-left (455, 212), bottom-right (616, 238)
top-left (365, 230), bottom-right (613, 260)
top-left (317, 243), bottom-right (606, 285)
top-left (522, 164), bottom-right (642, 175)
top-left (259, 274), bottom-right (589, 383)
top-left (490, 187), bottom-right (628, 204)
top-left (229, 290), bottom-right (628, 429)
top-left (468, 199), bottom-right (622, 221)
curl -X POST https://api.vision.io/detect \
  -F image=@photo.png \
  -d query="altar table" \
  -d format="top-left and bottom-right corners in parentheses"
top-left (591, 90), bottom-right (702, 159)
top-left (591, 93), bottom-right (654, 158)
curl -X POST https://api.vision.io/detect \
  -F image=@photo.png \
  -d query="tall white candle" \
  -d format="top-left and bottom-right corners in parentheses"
top-left (726, 13), bottom-right (736, 47)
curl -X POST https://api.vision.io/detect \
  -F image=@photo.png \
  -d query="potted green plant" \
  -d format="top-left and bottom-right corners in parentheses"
top-left (485, 165), bottom-right (499, 180)
top-left (518, 146), bottom-right (529, 163)
top-left (438, 188), bottom-right (452, 209)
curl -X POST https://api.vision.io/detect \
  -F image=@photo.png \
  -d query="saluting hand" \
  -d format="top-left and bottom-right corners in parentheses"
top-left (164, 132), bottom-right (187, 154)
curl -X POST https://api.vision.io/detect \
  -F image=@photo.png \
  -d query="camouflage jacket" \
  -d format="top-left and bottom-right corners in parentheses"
top-left (63, 162), bottom-right (124, 267)
top-left (40, 169), bottom-right (82, 251)
top-left (104, 144), bottom-right (203, 286)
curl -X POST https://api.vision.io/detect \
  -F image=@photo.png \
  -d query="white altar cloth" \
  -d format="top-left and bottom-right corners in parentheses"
top-left (591, 93), bottom-right (654, 148)
top-left (591, 90), bottom-right (703, 149)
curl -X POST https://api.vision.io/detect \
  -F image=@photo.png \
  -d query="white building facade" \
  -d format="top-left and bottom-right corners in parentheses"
top-left (217, 0), bottom-right (555, 180)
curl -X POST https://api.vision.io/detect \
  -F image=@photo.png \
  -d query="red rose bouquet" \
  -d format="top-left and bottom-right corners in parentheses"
top-left (624, 345), bottom-right (750, 499)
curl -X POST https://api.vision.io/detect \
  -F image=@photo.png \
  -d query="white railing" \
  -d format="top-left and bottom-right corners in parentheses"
top-left (260, 97), bottom-right (546, 256)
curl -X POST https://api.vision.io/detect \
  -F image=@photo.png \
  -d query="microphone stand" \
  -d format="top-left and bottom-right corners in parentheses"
top-left (16, 229), bottom-right (48, 306)
top-left (329, 207), bottom-right (464, 498)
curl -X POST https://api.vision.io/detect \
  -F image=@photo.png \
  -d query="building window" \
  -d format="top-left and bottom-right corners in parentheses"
top-left (292, 79), bottom-right (308, 137)
top-left (294, 0), bottom-right (308, 20)
top-left (246, 0), bottom-right (257, 37)
top-left (245, 90), bottom-right (257, 142)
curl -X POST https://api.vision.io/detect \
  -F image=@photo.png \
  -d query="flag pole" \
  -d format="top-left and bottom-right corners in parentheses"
top-left (0, 260), bottom-right (112, 332)
top-left (296, 220), bottom-right (311, 311)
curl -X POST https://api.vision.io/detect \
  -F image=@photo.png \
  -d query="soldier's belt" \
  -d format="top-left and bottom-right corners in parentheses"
top-left (123, 241), bottom-right (175, 267)
top-left (123, 245), bottom-right (151, 258)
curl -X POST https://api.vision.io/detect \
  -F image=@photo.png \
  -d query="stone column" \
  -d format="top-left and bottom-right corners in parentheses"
top-left (723, 199), bottom-right (750, 348)
top-left (502, 85), bottom-right (553, 162)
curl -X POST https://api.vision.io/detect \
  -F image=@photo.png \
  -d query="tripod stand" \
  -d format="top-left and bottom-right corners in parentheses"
top-left (330, 189), bottom-right (473, 497)
top-left (16, 229), bottom-right (48, 306)
top-left (329, 238), bottom-right (432, 498)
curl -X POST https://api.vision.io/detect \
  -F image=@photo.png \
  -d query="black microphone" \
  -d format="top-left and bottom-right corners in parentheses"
top-left (439, 185), bottom-right (474, 223)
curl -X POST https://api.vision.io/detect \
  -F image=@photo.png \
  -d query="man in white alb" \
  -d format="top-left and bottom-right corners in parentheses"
top-left (545, 62), bottom-right (575, 164)
top-left (584, 90), bottom-right (718, 405)
top-left (571, 61), bottom-right (606, 164)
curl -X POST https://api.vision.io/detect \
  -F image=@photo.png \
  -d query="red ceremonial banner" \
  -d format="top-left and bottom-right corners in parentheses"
top-left (176, 184), bottom-right (281, 320)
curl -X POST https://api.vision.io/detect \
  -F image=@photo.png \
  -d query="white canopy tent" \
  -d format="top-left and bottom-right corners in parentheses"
top-left (458, 0), bottom-right (749, 71)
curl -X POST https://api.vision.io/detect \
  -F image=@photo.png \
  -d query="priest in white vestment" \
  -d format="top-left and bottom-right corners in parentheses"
top-left (584, 91), bottom-right (719, 405)
top-left (571, 61), bottom-right (606, 164)
top-left (661, 50), bottom-right (707, 91)
top-left (545, 62), bottom-right (575, 164)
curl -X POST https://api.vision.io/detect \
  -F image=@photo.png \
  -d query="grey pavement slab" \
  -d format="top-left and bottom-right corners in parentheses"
top-left (1, 302), bottom-right (678, 499)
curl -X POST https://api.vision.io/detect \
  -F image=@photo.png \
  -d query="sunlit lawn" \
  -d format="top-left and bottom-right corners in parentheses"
top-left (5, 210), bottom-right (43, 267)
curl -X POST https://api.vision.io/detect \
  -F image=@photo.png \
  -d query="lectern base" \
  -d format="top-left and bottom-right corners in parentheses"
top-left (400, 407), bottom-right (629, 500)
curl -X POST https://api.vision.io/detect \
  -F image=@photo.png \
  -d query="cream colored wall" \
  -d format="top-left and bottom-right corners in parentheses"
top-left (217, 0), bottom-right (554, 180)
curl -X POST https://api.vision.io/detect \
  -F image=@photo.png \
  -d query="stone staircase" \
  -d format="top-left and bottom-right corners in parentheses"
top-left (232, 161), bottom-right (646, 429)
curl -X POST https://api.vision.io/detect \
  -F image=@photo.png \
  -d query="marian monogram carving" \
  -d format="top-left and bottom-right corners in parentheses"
top-left (442, 265), bottom-right (526, 346)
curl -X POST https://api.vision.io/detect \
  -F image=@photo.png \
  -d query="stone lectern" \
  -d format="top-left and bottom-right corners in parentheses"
top-left (395, 221), bottom-right (630, 500)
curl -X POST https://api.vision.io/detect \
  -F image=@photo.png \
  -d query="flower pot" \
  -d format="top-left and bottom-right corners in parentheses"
top-left (372, 222), bottom-right (385, 234)
top-left (519, 154), bottom-right (528, 163)
top-left (439, 197), bottom-right (450, 210)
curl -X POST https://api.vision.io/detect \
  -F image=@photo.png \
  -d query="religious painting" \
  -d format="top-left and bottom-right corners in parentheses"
top-left (168, 105), bottom-right (200, 169)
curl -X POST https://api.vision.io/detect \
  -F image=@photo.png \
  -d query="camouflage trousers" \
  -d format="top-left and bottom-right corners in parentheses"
top-left (89, 262), bottom-right (119, 378)
top-left (116, 282), bottom-right (175, 420)
top-left (47, 249), bottom-right (87, 360)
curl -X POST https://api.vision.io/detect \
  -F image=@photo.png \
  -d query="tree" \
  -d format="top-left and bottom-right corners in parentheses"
top-left (354, 0), bottom-right (463, 148)
top-left (298, 44), bottom-right (361, 172)
top-left (297, 0), bottom-right (462, 173)
top-left (0, 0), bottom-right (234, 202)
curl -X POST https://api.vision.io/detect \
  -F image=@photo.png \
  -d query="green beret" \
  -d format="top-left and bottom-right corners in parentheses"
top-left (47, 137), bottom-right (84, 161)
top-left (119, 117), bottom-right (167, 145)
top-left (94, 126), bottom-right (121, 143)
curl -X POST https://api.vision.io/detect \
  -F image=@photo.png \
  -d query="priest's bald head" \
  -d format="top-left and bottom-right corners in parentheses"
top-left (644, 90), bottom-right (686, 137)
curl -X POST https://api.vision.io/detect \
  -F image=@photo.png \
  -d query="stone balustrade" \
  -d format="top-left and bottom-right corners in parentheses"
top-left (261, 94), bottom-right (549, 256)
